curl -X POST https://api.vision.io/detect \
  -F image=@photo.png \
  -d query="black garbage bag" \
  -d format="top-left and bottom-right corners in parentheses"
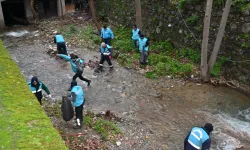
top-left (61, 96), bottom-right (74, 121)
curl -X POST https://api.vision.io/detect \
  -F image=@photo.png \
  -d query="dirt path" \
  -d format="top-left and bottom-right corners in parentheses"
top-left (3, 27), bottom-right (250, 150)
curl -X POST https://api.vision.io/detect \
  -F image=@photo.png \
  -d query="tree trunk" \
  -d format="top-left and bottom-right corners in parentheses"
top-left (201, 0), bottom-right (213, 81)
top-left (30, 0), bottom-right (38, 20)
top-left (135, 0), bottom-right (142, 30)
top-left (89, 0), bottom-right (101, 33)
top-left (208, 0), bottom-right (232, 73)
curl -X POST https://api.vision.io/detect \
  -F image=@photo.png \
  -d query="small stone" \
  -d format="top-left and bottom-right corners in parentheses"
top-left (129, 110), bottom-right (134, 114)
top-left (122, 112), bottom-right (128, 116)
top-left (139, 69), bottom-right (145, 74)
top-left (116, 141), bottom-right (121, 146)
top-left (179, 29), bottom-right (183, 34)
top-left (242, 23), bottom-right (250, 33)
top-left (245, 16), bottom-right (250, 22)
top-left (156, 28), bottom-right (160, 33)
top-left (243, 10), bottom-right (249, 15)
top-left (230, 23), bottom-right (237, 30)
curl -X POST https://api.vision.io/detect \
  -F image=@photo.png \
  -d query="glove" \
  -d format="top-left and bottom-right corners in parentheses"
top-left (48, 94), bottom-right (52, 99)
top-left (109, 55), bottom-right (112, 59)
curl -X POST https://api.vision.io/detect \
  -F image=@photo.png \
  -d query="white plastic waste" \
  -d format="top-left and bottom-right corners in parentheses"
top-left (5, 30), bottom-right (29, 37)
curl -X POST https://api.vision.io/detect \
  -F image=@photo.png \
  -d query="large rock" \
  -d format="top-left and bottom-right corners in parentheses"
top-left (230, 23), bottom-right (237, 30)
top-left (242, 23), bottom-right (250, 33)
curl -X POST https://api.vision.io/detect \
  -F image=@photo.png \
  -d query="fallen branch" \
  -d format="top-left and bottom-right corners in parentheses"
top-left (210, 77), bottom-right (239, 89)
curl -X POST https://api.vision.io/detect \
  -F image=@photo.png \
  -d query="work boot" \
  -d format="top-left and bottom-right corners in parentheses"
top-left (73, 125), bottom-right (82, 129)
top-left (109, 67), bottom-right (114, 71)
top-left (94, 66), bottom-right (103, 73)
top-left (73, 119), bottom-right (82, 129)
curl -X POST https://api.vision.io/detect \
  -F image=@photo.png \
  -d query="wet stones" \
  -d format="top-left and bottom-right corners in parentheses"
top-left (230, 23), bottom-right (237, 30)
top-left (242, 23), bottom-right (250, 33)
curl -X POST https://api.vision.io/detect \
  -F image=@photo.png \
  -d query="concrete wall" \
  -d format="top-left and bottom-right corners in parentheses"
top-left (24, 0), bottom-right (33, 20)
top-left (0, 0), bottom-right (5, 27)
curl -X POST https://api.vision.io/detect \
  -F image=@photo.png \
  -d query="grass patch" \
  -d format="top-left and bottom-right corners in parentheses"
top-left (110, 27), bottom-right (197, 78)
top-left (186, 15), bottom-right (199, 24)
top-left (58, 24), bottom-right (101, 47)
top-left (84, 112), bottom-right (121, 140)
top-left (113, 27), bottom-right (134, 52)
top-left (211, 56), bottom-right (230, 77)
top-left (43, 100), bottom-right (62, 118)
top-left (179, 48), bottom-right (201, 63)
top-left (117, 52), bottom-right (140, 67)
top-left (147, 54), bottom-right (194, 78)
top-left (0, 40), bottom-right (67, 149)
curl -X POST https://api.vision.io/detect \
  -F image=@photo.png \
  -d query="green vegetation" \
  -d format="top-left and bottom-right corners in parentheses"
top-left (112, 27), bottom-right (197, 78)
top-left (146, 54), bottom-right (194, 78)
top-left (176, 0), bottom-right (250, 12)
top-left (240, 34), bottom-right (250, 48)
top-left (79, 25), bottom-right (227, 78)
top-left (150, 41), bottom-right (174, 53)
top-left (179, 48), bottom-right (201, 63)
top-left (43, 101), bottom-right (62, 118)
top-left (233, 0), bottom-right (250, 12)
top-left (186, 15), bottom-right (199, 24)
top-left (178, 0), bottom-right (202, 9)
top-left (113, 27), bottom-right (134, 52)
top-left (84, 112), bottom-right (121, 140)
top-left (0, 40), bottom-right (67, 150)
top-left (59, 24), bottom-right (101, 46)
top-left (117, 53), bottom-right (140, 67)
top-left (213, 0), bottom-right (225, 7)
top-left (211, 56), bottom-right (230, 77)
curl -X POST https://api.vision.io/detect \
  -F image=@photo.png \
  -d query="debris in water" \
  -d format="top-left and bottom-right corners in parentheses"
top-left (5, 30), bottom-right (29, 37)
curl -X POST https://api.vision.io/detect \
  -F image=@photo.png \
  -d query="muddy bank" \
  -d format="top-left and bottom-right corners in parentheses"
top-left (3, 28), bottom-right (250, 149)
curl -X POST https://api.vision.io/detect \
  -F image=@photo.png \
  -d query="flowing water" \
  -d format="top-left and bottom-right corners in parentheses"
top-left (2, 29), bottom-right (250, 149)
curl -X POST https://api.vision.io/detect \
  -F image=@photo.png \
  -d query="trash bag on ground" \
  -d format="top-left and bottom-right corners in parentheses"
top-left (61, 96), bottom-right (74, 121)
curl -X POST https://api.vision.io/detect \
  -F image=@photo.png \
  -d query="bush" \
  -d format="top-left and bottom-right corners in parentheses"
top-left (147, 54), bottom-right (194, 78)
top-left (211, 56), bottom-right (230, 77)
top-left (179, 48), bottom-right (200, 63)
top-left (113, 27), bottom-right (134, 52)
top-left (150, 41), bottom-right (174, 53)
top-left (186, 15), bottom-right (199, 24)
